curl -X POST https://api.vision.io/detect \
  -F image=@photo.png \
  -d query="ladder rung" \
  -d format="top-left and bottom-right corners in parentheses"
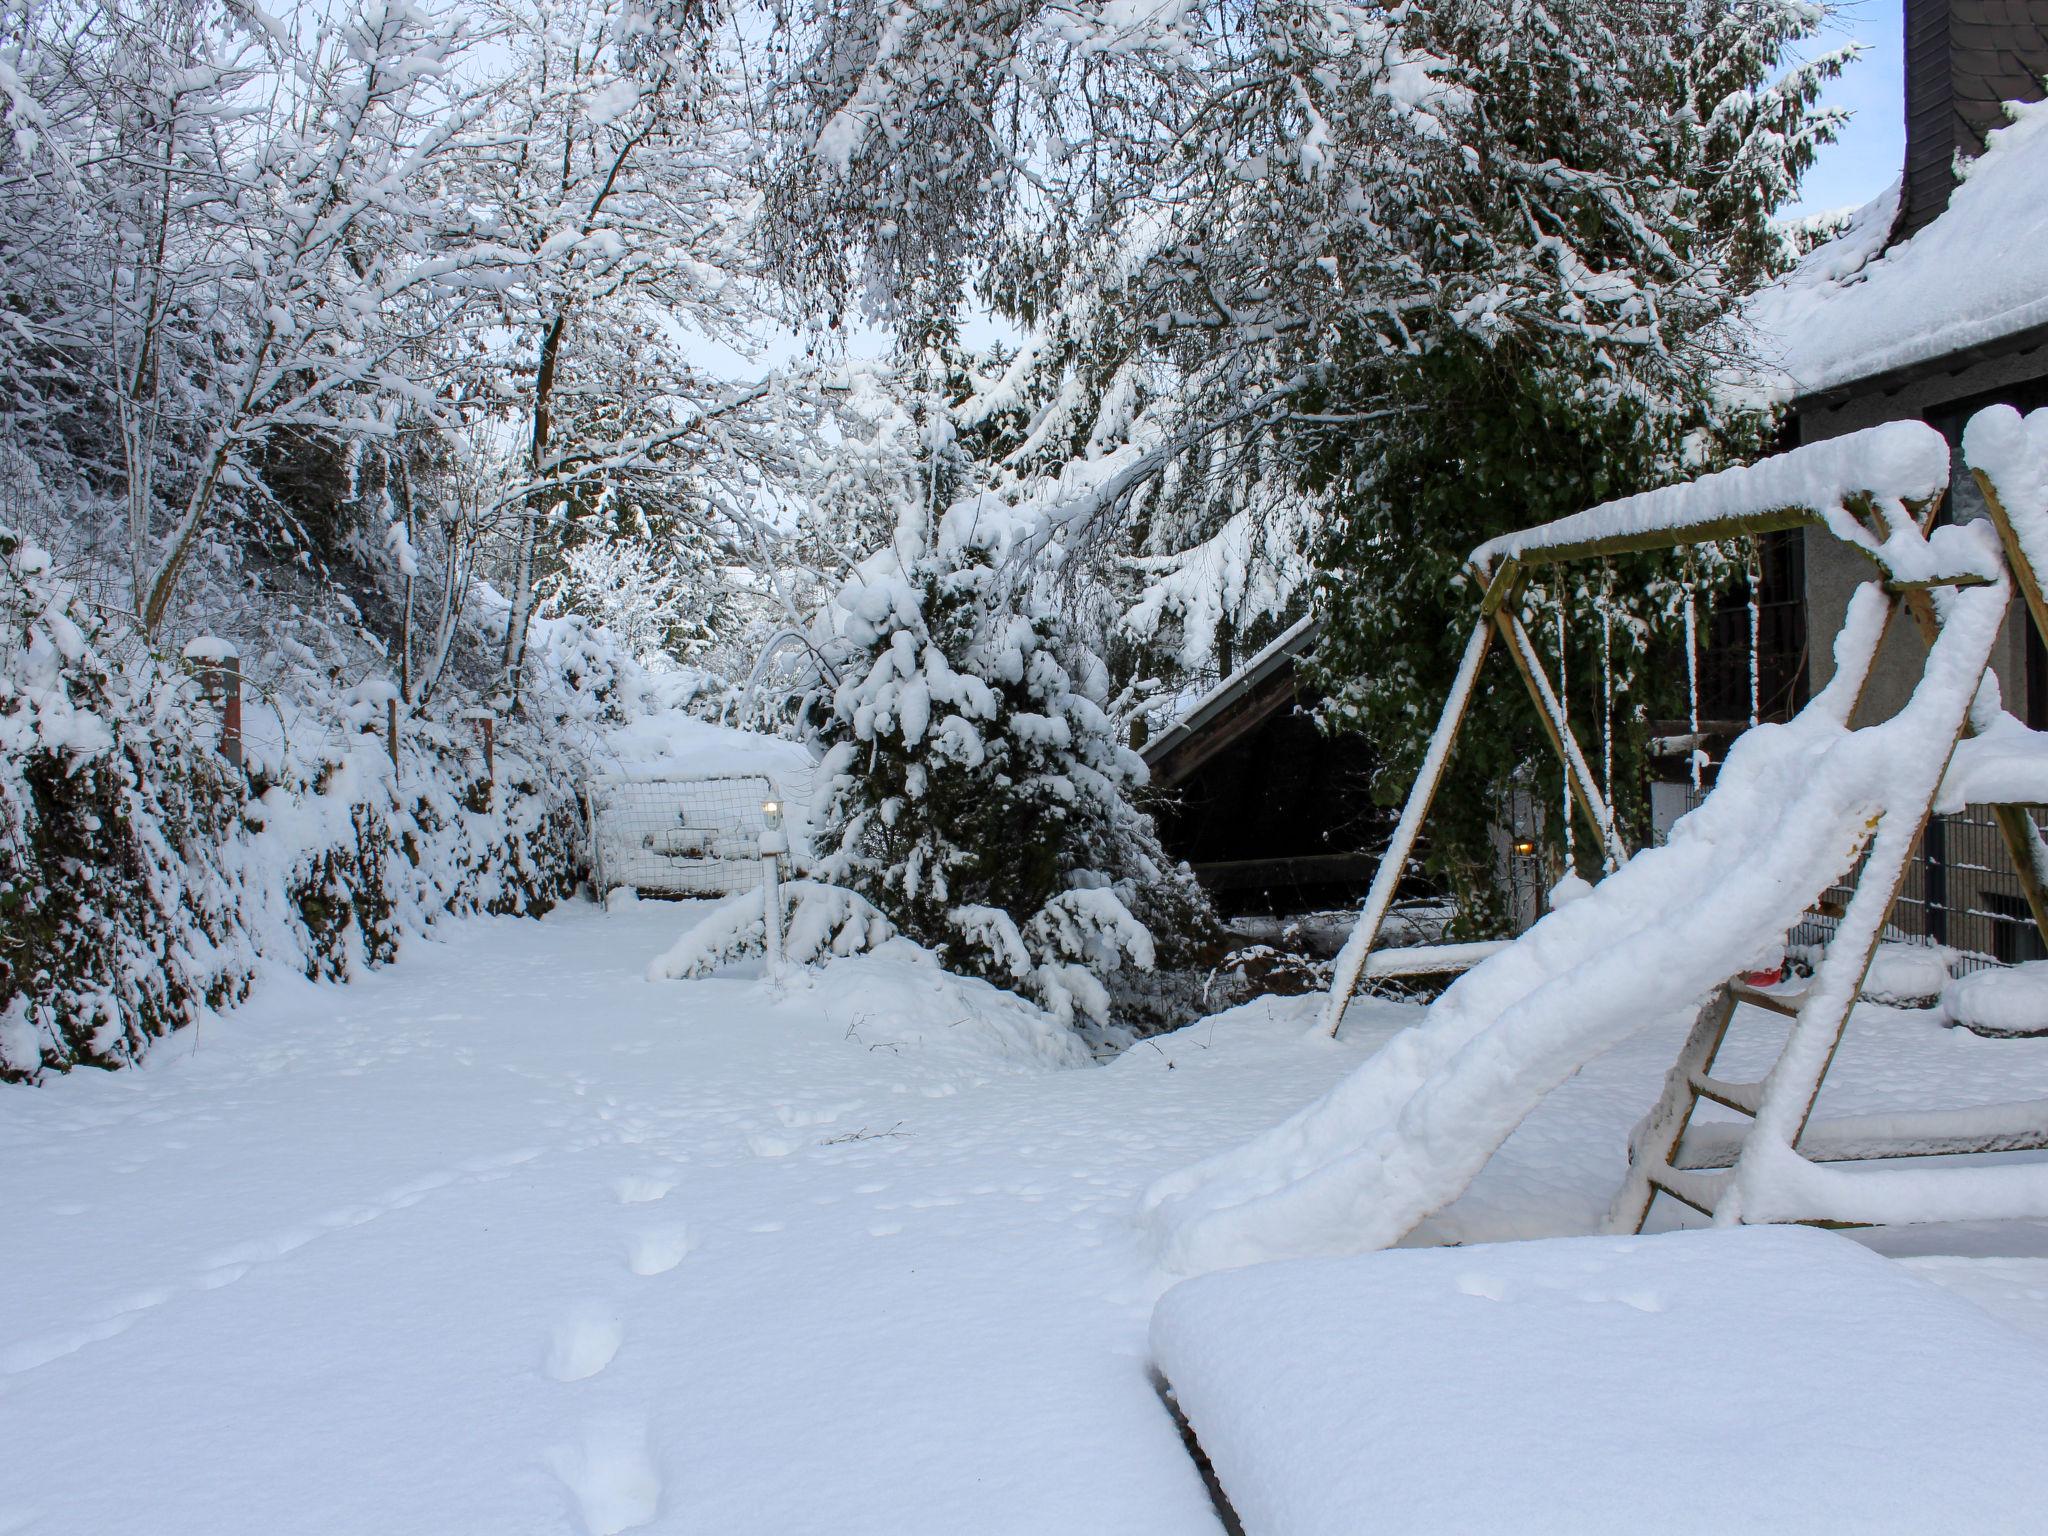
top-left (1647, 1165), bottom-right (1728, 1216)
top-left (1676, 1100), bottom-right (2048, 1170)
top-left (1729, 981), bottom-right (1807, 1017)
top-left (1689, 1075), bottom-right (1763, 1116)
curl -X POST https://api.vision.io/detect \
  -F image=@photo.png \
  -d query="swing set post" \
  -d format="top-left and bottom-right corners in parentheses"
top-left (1322, 494), bottom-right (1898, 1038)
top-left (1321, 557), bottom-right (1631, 1036)
top-left (1318, 613), bottom-right (1496, 1037)
top-left (1492, 598), bottom-right (1630, 874)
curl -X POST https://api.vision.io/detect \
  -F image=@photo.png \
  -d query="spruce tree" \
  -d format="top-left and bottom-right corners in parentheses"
top-left (812, 492), bottom-right (1211, 1037)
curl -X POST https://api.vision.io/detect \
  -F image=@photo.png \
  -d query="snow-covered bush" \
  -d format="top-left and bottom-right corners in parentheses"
top-left (810, 499), bottom-right (1212, 1037)
top-left (0, 531), bottom-right (246, 1077)
top-left (646, 880), bottom-right (898, 979)
top-left (0, 523), bottom-right (604, 1083)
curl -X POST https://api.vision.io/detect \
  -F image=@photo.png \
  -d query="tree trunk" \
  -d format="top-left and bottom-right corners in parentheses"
top-left (501, 309), bottom-right (568, 704)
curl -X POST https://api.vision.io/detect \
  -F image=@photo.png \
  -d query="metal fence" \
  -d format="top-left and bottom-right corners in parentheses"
top-left (1790, 804), bottom-right (2048, 972)
top-left (587, 774), bottom-right (778, 898)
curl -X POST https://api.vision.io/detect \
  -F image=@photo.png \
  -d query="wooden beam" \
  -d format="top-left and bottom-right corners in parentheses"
top-left (1677, 1100), bottom-right (2048, 1170)
top-left (1147, 663), bottom-right (1300, 789)
top-left (1479, 556), bottom-right (1521, 615)
top-left (1477, 495), bottom-right (1992, 592)
top-left (1191, 851), bottom-right (1379, 891)
top-left (1976, 465), bottom-right (2048, 676)
top-left (1319, 616), bottom-right (1495, 1037)
top-left (1476, 505), bottom-right (1821, 576)
top-left (1604, 985), bottom-right (1736, 1234)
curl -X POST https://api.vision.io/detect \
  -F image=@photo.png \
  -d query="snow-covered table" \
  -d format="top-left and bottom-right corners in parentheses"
top-left (1152, 1226), bottom-right (2048, 1535)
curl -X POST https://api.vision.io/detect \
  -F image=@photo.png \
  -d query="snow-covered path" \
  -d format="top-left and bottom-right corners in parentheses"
top-left (0, 902), bottom-right (1382, 1536)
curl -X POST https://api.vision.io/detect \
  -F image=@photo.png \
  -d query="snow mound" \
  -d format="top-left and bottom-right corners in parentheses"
top-left (647, 901), bottom-right (1094, 1073)
top-left (1860, 942), bottom-right (1951, 1008)
top-left (1151, 1226), bottom-right (2048, 1536)
top-left (1945, 960), bottom-right (2048, 1039)
top-left (647, 880), bottom-right (897, 978)
top-left (775, 945), bottom-right (1097, 1072)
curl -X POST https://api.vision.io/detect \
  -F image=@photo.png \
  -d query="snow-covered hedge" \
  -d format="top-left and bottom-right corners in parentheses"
top-left (0, 525), bottom-right (604, 1083)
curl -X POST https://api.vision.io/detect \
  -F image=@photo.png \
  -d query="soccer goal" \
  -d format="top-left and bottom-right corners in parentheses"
top-left (587, 773), bottom-right (786, 898)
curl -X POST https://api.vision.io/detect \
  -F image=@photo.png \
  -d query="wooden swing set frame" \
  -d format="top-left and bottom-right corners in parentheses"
top-left (1318, 415), bottom-right (2048, 1231)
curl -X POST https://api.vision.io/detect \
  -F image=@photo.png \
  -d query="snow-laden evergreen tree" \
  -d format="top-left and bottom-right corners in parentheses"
top-left (811, 487), bottom-right (1212, 1039)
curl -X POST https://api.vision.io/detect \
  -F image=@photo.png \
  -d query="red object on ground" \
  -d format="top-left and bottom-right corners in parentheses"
top-left (1741, 965), bottom-right (1784, 987)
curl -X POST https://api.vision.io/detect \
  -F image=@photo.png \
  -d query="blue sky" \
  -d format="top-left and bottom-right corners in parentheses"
top-left (1784, 0), bottom-right (1906, 217)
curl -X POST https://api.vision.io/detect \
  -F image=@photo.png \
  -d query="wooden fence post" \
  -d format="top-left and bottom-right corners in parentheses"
top-left (181, 637), bottom-right (243, 768)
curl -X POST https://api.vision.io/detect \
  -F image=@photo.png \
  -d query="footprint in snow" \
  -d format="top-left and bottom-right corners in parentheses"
top-left (627, 1227), bottom-right (691, 1277)
top-left (548, 1415), bottom-right (661, 1536)
top-left (612, 1174), bottom-right (673, 1204)
top-left (1456, 1273), bottom-right (1508, 1302)
top-left (0, 1313), bottom-right (143, 1375)
top-left (546, 1303), bottom-right (623, 1382)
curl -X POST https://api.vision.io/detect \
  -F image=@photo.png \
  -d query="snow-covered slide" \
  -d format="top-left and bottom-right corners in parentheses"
top-left (1142, 435), bottom-right (2018, 1275)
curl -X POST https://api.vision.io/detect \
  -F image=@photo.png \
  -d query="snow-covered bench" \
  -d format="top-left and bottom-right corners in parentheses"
top-left (1152, 1226), bottom-right (2048, 1534)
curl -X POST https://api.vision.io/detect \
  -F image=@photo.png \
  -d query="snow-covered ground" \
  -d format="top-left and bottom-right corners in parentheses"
top-left (6, 900), bottom-right (2048, 1534)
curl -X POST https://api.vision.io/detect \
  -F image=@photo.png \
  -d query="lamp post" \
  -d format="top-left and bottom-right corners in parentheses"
top-left (760, 797), bottom-right (787, 981)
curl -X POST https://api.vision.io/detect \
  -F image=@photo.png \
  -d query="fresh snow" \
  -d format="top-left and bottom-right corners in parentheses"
top-left (0, 904), bottom-right (1381, 1535)
top-left (1859, 941), bottom-right (1951, 1008)
top-left (7, 902), bottom-right (2048, 1531)
top-left (1748, 98), bottom-right (2048, 399)
top-left (1151, 1226), bottom-right (2048, 1536)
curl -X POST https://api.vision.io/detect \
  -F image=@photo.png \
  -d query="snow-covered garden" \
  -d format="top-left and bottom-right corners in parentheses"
top-left (8, 894), bottom-right (2048, 1534)
top-left (10, 0), bottom-right (2048, 1529)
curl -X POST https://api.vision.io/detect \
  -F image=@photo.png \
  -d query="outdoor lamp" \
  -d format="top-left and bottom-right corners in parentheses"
top-left (760, 798), bottom-right (788, 858)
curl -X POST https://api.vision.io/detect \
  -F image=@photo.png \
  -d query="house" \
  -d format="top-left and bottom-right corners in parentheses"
top-left (1140, 618), bottom-right (1394, 916)
top-left (1745, 0), bottom-right (2048, 960)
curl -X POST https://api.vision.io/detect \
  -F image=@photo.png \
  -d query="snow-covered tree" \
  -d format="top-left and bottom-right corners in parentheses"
top-left (1298, 0), bottom-right (1838, 915)
top-left (0, 0), bottom-right (497, 636)
top-left (461, 0), bottom-right (804, 697)
top-left (535, 499), bottom-right (749, 671)
top-left (811, 495), bottom-right (1212, 1037)
top-left (762, 0), bottom-right (1850, 920)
